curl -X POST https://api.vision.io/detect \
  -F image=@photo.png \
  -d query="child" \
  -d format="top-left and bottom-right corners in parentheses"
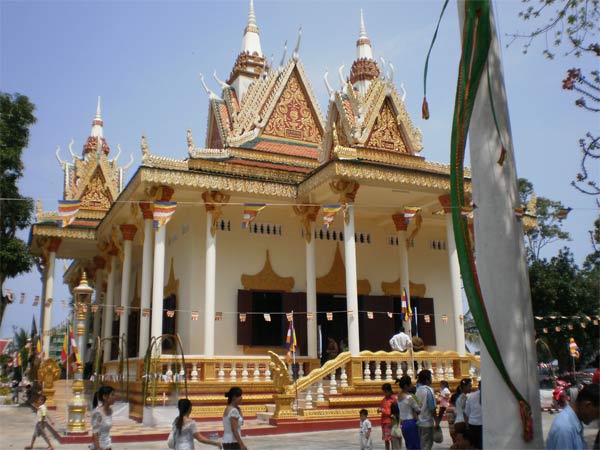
top-left (437, 380), bottom-right (451, 423)
top-left (359, 408), bottom-right (372, 450)
top-left (25, 394), bottom-right (53, 450)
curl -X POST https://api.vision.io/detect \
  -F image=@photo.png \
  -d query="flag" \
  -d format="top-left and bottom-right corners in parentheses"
top-left (285, 319), bottom-right (297, 362)
top-left (57, 200), bottom-right (81, 228)
top-left (569, 338), bottom-right (580, 359)
top-left (30, 316), bottom-right (38, 341)
top-left (242, 203), bottom-right (266, 229)
top-left (401, 288), bottom-right (413, 321)
top-left (322, 205), bottom-right (342, 230)
top-left (153, 201), bottom-right (177, 229)
top-left (557, 208), bottom-right (572, 220)
top-left (60, 324), bottom-right (69, 364)
top-left (403, 207), bottom-right (421, 218)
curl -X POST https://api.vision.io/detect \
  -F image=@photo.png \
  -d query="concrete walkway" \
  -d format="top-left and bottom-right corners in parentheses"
top-left (2, 404), bottom-right (597, 449)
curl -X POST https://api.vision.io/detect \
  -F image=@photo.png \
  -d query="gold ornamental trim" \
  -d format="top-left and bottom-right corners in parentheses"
top-left (141, 167), bottom-right (297, 198)
top-left (228, 147), bottom-right (320, 169)
top-left (188, 158), bottom-right (307, 184)
top-left (31, 224), bottom-right (96, 240)
top-left (241, 250), bottom-right (294, 292)
top-left (381, 278), bottom-right (427, 298)
top-left (164, 258), bottom-right (179, 299)
top-left (316, 245), bottom-right (371, 295)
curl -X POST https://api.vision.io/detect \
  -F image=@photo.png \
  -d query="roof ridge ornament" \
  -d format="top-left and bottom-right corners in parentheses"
top-left (359, 8), bottom-right (367, 39)
top-left (400, 82), bottom-right (407, 102)
top-left (338, 64), bottom-right (347, 93)
top-left (68, 138), bottom-right (81, 160)
top-left (292, 26), bottom-right (302, 62)
top-left (213, 70), bottom-right (230, 90)
top-left (278, 40), bottom-right (287, 73)
top-left (111, 144), bottom-right (122, 164)
top-left (199, 73), bottom-right (219, 100)
top-left (324, 68), bottom-right (334, 100)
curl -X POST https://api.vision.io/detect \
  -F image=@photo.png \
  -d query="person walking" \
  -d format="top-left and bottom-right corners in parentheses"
top-left (437, 380), bottom-right (451, 424)
top-left (222, 387), bottom-right (247, 450)
top-left (171, 398), bottom-right (221, 449)
top-left (25, 394), bottom-right (53, 450)
top-left (359, 408), bottom-right (373, 450)
top-left (415, 370), bottom-right (436, 450)
top-left (465, 381), bottom-right (482, 450)
top-left (395, 375), bottom-right (421, 450)
top-left (90, 385), bottom-right (116, 450)
top-left (547, 383), bottom-right (599, 450)
top-left (453, 378), bottom-right (472, 434)
top-left (378, 383), bottom-right (398, 450)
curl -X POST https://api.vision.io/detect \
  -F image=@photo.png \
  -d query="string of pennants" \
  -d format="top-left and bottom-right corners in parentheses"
top-left (55, 201), bottom-right (574, 230)
top-left (534, 315), bottom-right (600, 333)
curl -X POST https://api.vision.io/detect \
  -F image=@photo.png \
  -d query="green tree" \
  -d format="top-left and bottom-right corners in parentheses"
top-left (0, 93), bottom-right (36, 326)
top-left (518, 178), bottom-right (571, 260)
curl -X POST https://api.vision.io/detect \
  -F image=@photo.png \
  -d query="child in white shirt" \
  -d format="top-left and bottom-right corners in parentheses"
top-left (359, 408), bottom-right (372, 450)
top-left (25, 394), bottom-right (53, 450)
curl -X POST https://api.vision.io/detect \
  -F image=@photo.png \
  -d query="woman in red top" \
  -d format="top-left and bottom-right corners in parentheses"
top-left (378, 383), bottom-right (397, 450)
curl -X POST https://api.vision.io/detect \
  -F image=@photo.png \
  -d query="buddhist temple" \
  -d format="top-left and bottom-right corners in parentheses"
top-left (30, 1), bottom-right (482, 427)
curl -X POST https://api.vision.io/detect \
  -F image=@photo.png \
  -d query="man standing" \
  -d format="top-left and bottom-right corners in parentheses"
top-left (416, 369), bottom-right (436, 450)
top-left (389, 327), bottom-right (412, 352)
top-left (546, 383), bottom-right (599, 450)
top-left (465, 381), bottom-right (482, 449)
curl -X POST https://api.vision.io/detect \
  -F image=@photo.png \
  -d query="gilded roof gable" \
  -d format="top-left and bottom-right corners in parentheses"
top-left (365, 99), bottom-right (408, 153)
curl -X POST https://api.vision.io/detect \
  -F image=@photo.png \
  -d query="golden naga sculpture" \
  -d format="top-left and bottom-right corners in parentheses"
top-left (268, 350), bottom-right (292, 393)
top-left (202, 190), bottom-right (230, 236)
top-left (38, 358), bottom-right (61, 408)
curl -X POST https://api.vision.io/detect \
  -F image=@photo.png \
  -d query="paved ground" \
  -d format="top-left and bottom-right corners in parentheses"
top-left (1, 404), bottom-right (597, 450)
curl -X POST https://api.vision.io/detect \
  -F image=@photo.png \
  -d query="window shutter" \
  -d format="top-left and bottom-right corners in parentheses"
top-left (237, 290), bottom-right (253, 345)
top-left (418, 297), bottom-right (437, 346)
top-left (359, 296), bottom-right (395, 351)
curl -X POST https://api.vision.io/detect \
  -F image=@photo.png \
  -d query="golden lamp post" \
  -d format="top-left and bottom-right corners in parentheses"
top-left (67, 272), bottom-right (93, 433)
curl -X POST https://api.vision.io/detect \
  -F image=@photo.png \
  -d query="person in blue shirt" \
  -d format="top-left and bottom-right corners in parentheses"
top-left (547, 383), bottom-right (599, 450)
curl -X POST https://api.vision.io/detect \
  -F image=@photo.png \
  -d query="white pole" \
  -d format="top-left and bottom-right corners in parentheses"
top-left (203, 211), bottom-right (217, 356)
top-left (343, 205), bottom-right (360, 355)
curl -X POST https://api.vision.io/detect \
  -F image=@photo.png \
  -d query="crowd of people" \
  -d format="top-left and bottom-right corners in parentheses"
top-left (371, 372), bottom-right (482, 450)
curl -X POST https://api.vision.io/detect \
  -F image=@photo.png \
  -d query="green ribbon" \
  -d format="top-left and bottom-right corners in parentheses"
top-left (449, 0), bottom-right (534, 442)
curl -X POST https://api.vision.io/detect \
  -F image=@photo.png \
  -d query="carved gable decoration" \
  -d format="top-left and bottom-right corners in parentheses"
top-left (79, 168), bottom-right (113, 210)
top-left (365, 100), bottom-right (409, 153)
top-left (241, 250), bottom-right (295, 292)
top-left (317, 245), bottom-right (371, 295)
top-left (262, 70), bottom-right (323, 144)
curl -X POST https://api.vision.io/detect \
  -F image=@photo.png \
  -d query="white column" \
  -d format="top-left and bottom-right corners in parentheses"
top-left (102, 256), bottom-right (116, 363)
top-left (41, 249), bottom-right (57, 357)
top-left (343, 205), bottom-right (360, 355)
top-left (392, 215), bottom-right (412, 335)
top-left (306, 221), bottom-right (318, 359)
top-left (444, 211), bottom-right (466, 355)
top-left (458, 3), bottom-right (543, 447)
top-left (118, 225), bottom-right (136, 357)
top-left (150, 225), bottom-right (167, 352)
top-left (92, 267), bottom-right (105, 348)
top-left (139, 216), bottom-right (154, 358)
top-left (203, 211), bottom-right (217, 356)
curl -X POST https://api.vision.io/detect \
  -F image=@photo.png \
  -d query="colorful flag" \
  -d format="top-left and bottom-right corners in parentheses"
top-left (569, 338), bottom-right (580, 359)
top-left (557, 208), bottom-right (572, 220)
top-left (153, 201), bottom-right (177, 229)
top-left (514, 207), bottom-right (526, 221)
top-left (285, 319), bottom-right (297, 362)
top-left (60, 325), bottom-right (69, 364)
top-left (242, 203), bottom-right (266, 229)
top-left (401, 288), bottom-right (413, 321)
top-left (403, 207), bottom-right (421, 218)
top-left (57, 200), bottom-right (81, 228)
top-left (322, 205), bottom-right (342, 230)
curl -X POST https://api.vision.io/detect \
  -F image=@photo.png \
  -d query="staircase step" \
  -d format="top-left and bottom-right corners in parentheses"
top-left (256, 411), bottom-right (273, 423)
top-left (265, 404), bottom-right (276, 413)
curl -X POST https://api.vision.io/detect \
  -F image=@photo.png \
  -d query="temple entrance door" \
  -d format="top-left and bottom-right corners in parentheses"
top-left (317, 294), bottom-right (347, 363)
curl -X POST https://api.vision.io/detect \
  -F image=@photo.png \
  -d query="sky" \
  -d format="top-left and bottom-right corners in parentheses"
top-left (1, 0), bottom-right (597, 338)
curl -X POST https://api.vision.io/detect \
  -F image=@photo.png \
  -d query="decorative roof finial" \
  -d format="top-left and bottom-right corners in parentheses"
top-left (324, 68), bottom-right (334, 100)
top-left (292, 26), bottom-right (302, 62)
top-left (241, 0), bottom-right (262, 56)
top-left (199, 73), bottom-right (219, 100)
top-left (90, 96), bottom-right (104, 138)
top-left (141, 133), bottom-right (149, 163)
top-left (359, 9), bottom-right (368, 40)
top-left (278, 40), bottom-right (288, 73)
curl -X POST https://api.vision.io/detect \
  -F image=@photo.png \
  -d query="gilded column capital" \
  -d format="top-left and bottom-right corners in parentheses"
top-left (202, 190), bottom-right (230, 237)
top-left (144, 185), bottom-right (175, 202)
top-left (48, 238), bottom-right (62, 253)
top-left (292, 204), bottom-right (320, 243)
top-left (438, 194), bottom-right (452, 214)
top-left (120, 224), bottom-right (138, 241)
top-left (329, 179), bottom-right (360, 203)
top-left (139, 202), bottom-right (154, 220)
top-left (392, 213), bottom-right (409, 232)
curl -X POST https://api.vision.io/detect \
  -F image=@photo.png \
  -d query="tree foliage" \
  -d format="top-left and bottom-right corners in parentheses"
top-left (0, 93), bottom-right (36, 326)
top-left (510, 0), bottom-right (599, 198)
top-left (518, 178), bottom-right (571, 260)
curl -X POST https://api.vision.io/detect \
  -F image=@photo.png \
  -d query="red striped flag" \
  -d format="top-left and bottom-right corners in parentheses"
top-left (242, 203), bottom-right (266, 229)
top-left (57, 200), bottom-right (81, 228)
top-left (285, 317), bottom-right (298, 362)
top-left (153, 201), bottom-right (177, 229)
top-left (322, 205), bottom-right (342, 230)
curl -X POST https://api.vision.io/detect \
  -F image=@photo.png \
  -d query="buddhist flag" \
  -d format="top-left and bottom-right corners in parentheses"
top-left (242, 203), bottom-right (266, 229)
top-left (401, 288), bottom-right (413, 321)
top-left (404, 207), bottom-right (421, 218)
top-left (153, 201), bottom-right (177, 229)
top-left (285, 318), bottom-right (297, 362)
top-left (569, 338), bottom-right (580, 359)
top-left (57, 200), bottom-right (81, 228)
top-left (322, 205), bottom-right (342, 230)
top-left (60, 324), bottom-right (69, 364)
top-left (557, 208), bottom-right (572, 220)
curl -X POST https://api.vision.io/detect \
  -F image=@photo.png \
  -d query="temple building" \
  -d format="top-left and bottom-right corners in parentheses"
top-left (30, 1), bottom-right (485, 423)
